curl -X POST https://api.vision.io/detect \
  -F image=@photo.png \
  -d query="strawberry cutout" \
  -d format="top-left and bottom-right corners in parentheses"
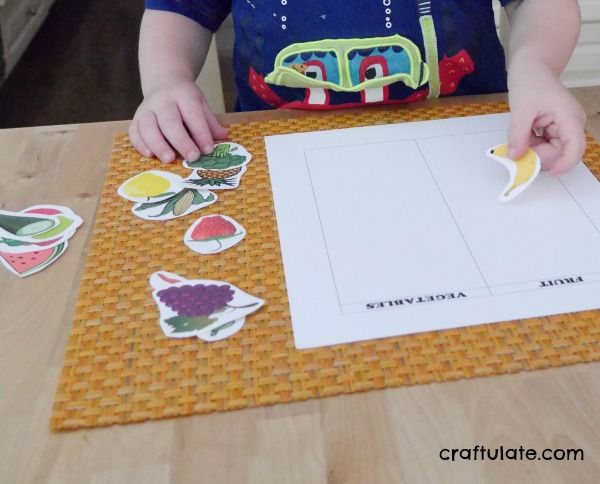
top-left (192, 215), bottom-right (236, 239)
top-left (184, 215), bottom-right (246, 254)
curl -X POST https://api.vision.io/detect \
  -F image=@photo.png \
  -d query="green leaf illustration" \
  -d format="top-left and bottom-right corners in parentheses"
top-left (165, 315), bottom-right (218, 333)
top-left (187, 155), bottom-right (247, 170)
top-left (187, 177), bottom-right (237, 187)
top-left (210, 320), bottom-right (236, 337)
top-left (188, 232), bottom-right (243, 243)
top-left (0, 237), bottom-right (31, 247)
top-left (135, 196), bottom-right (174, 211)
top-left (155, 198), bottom-right (178, 217)
top-left (149, 191), bottom-right (175, 199)
top-left (191, 189), bottom-right (215, 205)
top-left (213, 144), bottom-right (231, 157)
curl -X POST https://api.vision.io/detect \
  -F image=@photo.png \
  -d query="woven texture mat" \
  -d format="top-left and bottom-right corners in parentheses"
top-left (52, 102), bottom-right (600, 430)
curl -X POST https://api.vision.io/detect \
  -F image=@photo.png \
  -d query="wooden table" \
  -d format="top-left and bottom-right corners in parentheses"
top-left (1, 92), bottom-right (599, 483)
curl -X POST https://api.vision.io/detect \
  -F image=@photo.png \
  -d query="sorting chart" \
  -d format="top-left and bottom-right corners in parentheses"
top-left (266, 113), bottom-right (600, 349)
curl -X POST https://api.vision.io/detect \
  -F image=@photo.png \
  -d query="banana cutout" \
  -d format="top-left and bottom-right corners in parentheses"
top-left (486, 144), bottom-right (541, 202)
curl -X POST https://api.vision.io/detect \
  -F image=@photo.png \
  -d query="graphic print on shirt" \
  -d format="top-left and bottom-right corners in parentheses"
top-left (264, 35), bottom-right (429, 106)
top-left (247, 0), bottom-right (476, 110)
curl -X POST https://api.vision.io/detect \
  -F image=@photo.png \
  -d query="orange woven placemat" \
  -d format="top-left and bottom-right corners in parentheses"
top-left (51, 102), bottom-right (600, 430)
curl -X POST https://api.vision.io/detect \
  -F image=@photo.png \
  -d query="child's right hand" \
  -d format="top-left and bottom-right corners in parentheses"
top-left (129, 79), bottom-right (229, 163)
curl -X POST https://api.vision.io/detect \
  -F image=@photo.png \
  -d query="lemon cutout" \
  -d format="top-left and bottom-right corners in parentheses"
top-left (487, 144), bottom-right (541, 202)
top-left (118, 171), bottom-right (183, 202)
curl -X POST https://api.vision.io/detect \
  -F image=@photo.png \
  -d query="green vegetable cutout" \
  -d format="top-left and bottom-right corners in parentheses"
top-left (185, 144), bottom-right (247, 170)
top-left (0, 205), bottom-right (83, 278)
top-left (183, 142), bottom-right (252, 190)
top-left (0, 213), bottom-right (55, 237)
top-left (30, 216), bottom-right (74, 240)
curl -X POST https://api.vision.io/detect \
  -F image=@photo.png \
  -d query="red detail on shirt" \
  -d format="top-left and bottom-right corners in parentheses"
top-left (248, 67), bottom-right (285, 107)
top-left (280, 89), bottom-right (428, 110)
top-left (438, 49), bottom-right (475, 95)
top-left (359, 55), bottom-right (390, 103)
top-left (300, 61), bottom-right (331, 105)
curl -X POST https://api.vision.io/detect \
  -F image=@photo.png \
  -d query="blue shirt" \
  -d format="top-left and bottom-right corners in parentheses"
top-left (146, 0), bottom-right (513, 111)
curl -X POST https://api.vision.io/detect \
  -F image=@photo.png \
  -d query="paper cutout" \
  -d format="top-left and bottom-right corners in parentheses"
top-left (150, 271), bottom-right (264, 340)
top-left (0, 211), bottom-right (59, 239)
top-left (117, 170), bottom-right (184, 203)
top-left (118, 171), bottom-right (217, 221)
top-left (131, 188), bottom-right (217, 221)
top-left (184, 215), bottom-right (246, 254)
top-left (183, 142), bottom-right (252, 190)
top-left (0, 230), bottom-right (75, 254)
top-left (0, 205), bottom-right (82, 253)
top-left (486, 144), bottom-right (541, 202)
top-left (0, 242), bottom-right (68, 277)
top-left (0, 205), bottom-right (82, 277)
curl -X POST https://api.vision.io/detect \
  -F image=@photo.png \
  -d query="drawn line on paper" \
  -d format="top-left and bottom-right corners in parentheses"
top-left (558, 178), bottom-right (600, 236)
top-left (304, 129), bottom-right (507, 154)
top-left (415, 140), bottom-right (493, 295)
top-left (303, 149), bottom-right (344, 313)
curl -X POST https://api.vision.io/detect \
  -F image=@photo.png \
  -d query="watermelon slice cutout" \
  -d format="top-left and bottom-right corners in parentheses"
top-left (0, 242), bottom-right (68, 277)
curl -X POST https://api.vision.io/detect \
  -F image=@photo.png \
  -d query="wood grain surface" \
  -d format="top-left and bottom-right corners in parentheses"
top-left (1, 92), bottom-right (599, 483)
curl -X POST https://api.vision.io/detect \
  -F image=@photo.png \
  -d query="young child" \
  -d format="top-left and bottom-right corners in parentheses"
top-left (130, 0), bottom-right (586, 175)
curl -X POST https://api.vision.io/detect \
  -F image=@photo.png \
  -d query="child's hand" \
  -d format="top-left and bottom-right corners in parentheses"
top-left (129, 79), bottom-right (229, 163)
top-left (507, 61), bottom-right (586, 175)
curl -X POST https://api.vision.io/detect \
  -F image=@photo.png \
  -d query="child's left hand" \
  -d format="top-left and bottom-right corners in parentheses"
top-left (507, 60), bottom-right (586, 175)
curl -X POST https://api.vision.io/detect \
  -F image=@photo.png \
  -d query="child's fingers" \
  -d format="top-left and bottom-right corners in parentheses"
top-left (156, 104), bottom-right (201, 161)
top-left (179, 103), bottom-right (216, 155)
top-left (550, 118), bottom-right (586, 175)
top-left (202, 97), bottom-right (229, 140)
top-left (507, 107), bottom-right (536, 160)
top-left (530, 137), bottom-right (562, 170)
top-left (128, 120), bottom-right (153, 157)
top-left (139, 112), bottom-right (176, 163)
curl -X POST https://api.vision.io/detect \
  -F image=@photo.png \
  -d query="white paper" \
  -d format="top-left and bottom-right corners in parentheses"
top-left (265, 113), bottom-right (600, 349)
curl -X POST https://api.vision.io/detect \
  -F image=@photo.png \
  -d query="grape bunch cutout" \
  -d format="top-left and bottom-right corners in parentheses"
top-left (150, 272), bottom-right (264, 341)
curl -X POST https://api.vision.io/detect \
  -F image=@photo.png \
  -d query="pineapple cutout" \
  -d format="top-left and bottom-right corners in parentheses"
top-left (183, 143), bottom-right (252, 190)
